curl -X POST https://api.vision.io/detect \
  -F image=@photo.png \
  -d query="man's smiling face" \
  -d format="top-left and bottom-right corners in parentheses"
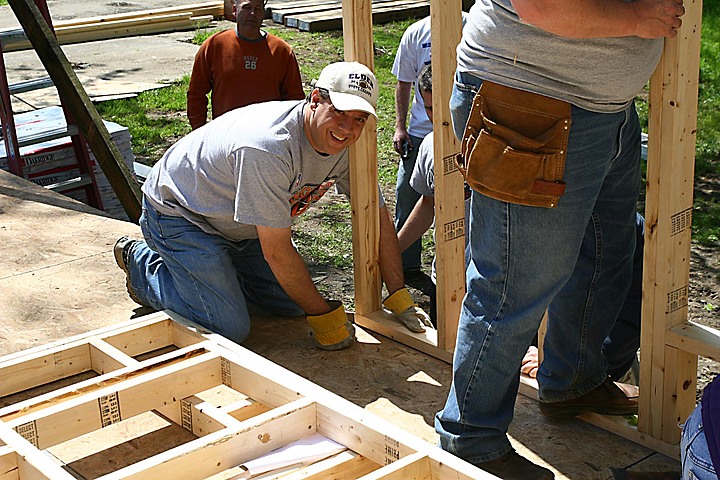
top-left (305, 90), bottom-right (370, 155)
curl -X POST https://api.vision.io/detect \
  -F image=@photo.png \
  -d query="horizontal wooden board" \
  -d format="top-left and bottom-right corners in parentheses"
top-left (288, 1), bottom-right (430, 32)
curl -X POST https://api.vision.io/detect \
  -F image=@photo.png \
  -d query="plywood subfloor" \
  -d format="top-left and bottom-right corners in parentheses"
top-left (0, 169), bottom-right (681, 479)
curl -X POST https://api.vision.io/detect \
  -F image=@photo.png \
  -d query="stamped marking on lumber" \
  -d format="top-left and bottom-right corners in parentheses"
top-left (53, 351), bottom-right (65, 365)
top-left (666, 286), bottom-right (689, 314)
top-left (181, 398), bottom-right (193, 432)
top-left (221, 357), bottom-right (232, 386)
top-left (443, 218), bottom-right (465, 242)
top-left (384, 435), bottom-right (400, 464)
top-left (442, 153), bottom-right (459, 175)
top-left (15, 420), bottom-right (39, 447)
top-left (98, 392), bottom-right (122, 426)
top-left (670, 208), bottom-right (692, 236)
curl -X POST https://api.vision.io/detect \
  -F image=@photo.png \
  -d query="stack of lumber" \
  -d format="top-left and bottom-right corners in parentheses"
top-left (0, 1), bottom-right (223, 52)
top-left (268, 0), bottom-right (430, 32)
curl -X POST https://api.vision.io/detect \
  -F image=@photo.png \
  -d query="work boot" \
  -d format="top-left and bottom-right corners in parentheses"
top-left (539, 377), bottom-right (638, 419)
top-left (475, 449), bottom-right (554, 480)
top-left (113, 236), bottom-right (141, 305)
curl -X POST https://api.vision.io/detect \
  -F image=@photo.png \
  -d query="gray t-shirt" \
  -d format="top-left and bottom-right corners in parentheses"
top-left (143, 101), bottom-right (352, 241)
top-left (457, 0), bottom-right (663, 113)
top-left (410, 133), bottom-right (471, 282)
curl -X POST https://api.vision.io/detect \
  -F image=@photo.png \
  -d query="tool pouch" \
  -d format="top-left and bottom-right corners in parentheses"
top-left (455, 81), bottom-right (572, 208)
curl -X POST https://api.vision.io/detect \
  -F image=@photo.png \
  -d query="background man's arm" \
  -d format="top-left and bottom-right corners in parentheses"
top-left (187, 47), bottom-right (212, 130)
top-left (378, 205), bottom-right (405, 294)
top-left (257, 225), bottom-right (332, 315)
top-left (397, 195), bottom-right (435, 253)
top-left (393, 81), bottom-right (413, 154)
top-left (511, 0), bottom-right (684, 38)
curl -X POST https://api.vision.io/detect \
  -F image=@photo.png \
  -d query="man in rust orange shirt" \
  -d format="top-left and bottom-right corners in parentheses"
top-left (187, 0), bottom-right (305, 130)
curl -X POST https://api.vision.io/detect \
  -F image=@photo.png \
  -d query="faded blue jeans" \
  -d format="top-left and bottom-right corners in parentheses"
top-left (395, 133), bottom-right (424, 271)
top-left (435, 71), bottom-right (641, 464)
top-left (681, 401), bottom-right (717, 480)
top-left (125, 197), bottom-right (304, 343)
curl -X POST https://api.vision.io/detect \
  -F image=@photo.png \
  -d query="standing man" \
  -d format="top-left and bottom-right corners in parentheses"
top-left (434, 1), bottom-right (685, 480)
top-left (391, 14), bottom-right (466, 282)
top-left (115, 62), bottom-right (431, 351)
top-left (187, 0), bottom-right (305, 130)
top-left (391, 16), bottom-right (433, 280)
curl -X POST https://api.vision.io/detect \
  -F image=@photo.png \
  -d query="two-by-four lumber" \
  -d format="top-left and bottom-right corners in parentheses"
top-left (3, 350), bottom-right (220, 449)
top-left (342, 0), bottom-right (382, 316)
top-left (1, 1), bottom-right (222, 52)
top-left (0, 422), bottom-right (77, 480)
top-left (638, 0), bottom-right (703, 445)
top-left (7, 0), bottom-right (143, 222)
top-left (101, 398), bottom-right (318, 479)
top-left (430, 0), bottom-right (465, 350)
top-left (1, 14), bottom-right (212, 52)
top-left (289, 1), bottom-right (430, 32)
top-left (666, 321), bottom-right (720, 362)
top-left (277, 0), bottom-right (412, 26)
top-left (270, 0), bottom-right (343, 24)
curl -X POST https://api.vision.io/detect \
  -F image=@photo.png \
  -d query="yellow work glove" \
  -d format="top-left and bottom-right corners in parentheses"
top-left (383, 287), bottom-right (433, 333)
top-left (306, 301), bottom-right (355, 351)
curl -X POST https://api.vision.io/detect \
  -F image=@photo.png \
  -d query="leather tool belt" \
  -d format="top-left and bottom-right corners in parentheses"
top-left (455, 80), bottom-right (572, 208)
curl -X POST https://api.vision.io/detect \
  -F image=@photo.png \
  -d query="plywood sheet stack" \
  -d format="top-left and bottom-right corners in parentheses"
top-left (0, 106), bottom-right (135, 220)
top-left (0, 312), bottom-right (493, 479)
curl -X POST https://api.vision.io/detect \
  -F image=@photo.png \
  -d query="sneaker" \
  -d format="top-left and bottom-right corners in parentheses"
top-left (476, 450), bottom-right (554, 480)
top-left (539, 377), bottom-right (638, 419)
top-left (113, 236), bottom-right (141, 305)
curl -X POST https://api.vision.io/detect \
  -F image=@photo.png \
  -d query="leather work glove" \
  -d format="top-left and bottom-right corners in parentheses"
top-left (383, 287), bottom-right (433, 333)
top-left (306, 301), bottom-right (355, 351)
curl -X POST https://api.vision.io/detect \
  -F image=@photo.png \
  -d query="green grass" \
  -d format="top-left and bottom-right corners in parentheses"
top-left (96, 77), bottom-right (192, 163)
top-left (0, 0), bottom-right (7, 6)
top-left (97, 16), bottom-right (720, 247)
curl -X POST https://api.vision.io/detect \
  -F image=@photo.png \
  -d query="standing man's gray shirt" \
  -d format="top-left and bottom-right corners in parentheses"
top-left (457, 0), bottom-right (663, 112)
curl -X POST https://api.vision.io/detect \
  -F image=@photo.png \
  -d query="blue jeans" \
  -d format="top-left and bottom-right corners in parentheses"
top-left (126, 197), bottom-right (304, 343)
top-left (681, 402), bottom-right (717, 480)
top-left (435, 71), bottom-right (641, 463)
top-left (603, 212), bottom-right (644, 381)
top-left (395, 133), bottom-right (424, 271)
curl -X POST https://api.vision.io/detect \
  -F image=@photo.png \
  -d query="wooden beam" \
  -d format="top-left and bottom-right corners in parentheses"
top-left (0, 344), bottom-right (210, 422)
top-left (4, 352), bottom-right (220, 449)
top-left (1, 3), bottom-right (222, 52)
top-left (352, 311), bottom-right (453, 363)
top-left (638, 0), bottom-right (703, 440)
top-left (290, 1), bottom-right (429, 32)
top-left (0, 343), bottom-right (92, 398)
top-left (101, 399), bottom-right (317, 480)
top-left (430, 0), bottom-right (464, 350)
top-left (666, 321), bottom-right (720, 362)
top-left (342, 0), bottom-right (381, 316)
top-left (0, 422), bottom-right (75, 480)
top-left (7, 0), bottom-right (143, 222)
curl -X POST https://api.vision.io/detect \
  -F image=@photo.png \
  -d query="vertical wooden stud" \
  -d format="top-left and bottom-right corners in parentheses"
top-left (430, 0), bottom-right (464, 350)
top-left (342, 0), bottom-right (382, 316)
top-left (638, 0), bottom-right (703, 441)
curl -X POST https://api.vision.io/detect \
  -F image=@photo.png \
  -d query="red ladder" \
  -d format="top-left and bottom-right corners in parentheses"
top-left (0, 0), bottom-right (103, 209)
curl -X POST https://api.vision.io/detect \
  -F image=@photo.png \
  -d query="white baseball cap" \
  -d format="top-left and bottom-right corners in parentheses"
top-left (314, 62), bottom-right (378, 119)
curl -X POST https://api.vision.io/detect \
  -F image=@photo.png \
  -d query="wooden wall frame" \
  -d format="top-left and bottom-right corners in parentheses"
top-left (0, 312), bottom-right (495, 478)
top-left (349, 0), bottom-right (465, 364)
top-left (345, 0), bottom-right (718, 458)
